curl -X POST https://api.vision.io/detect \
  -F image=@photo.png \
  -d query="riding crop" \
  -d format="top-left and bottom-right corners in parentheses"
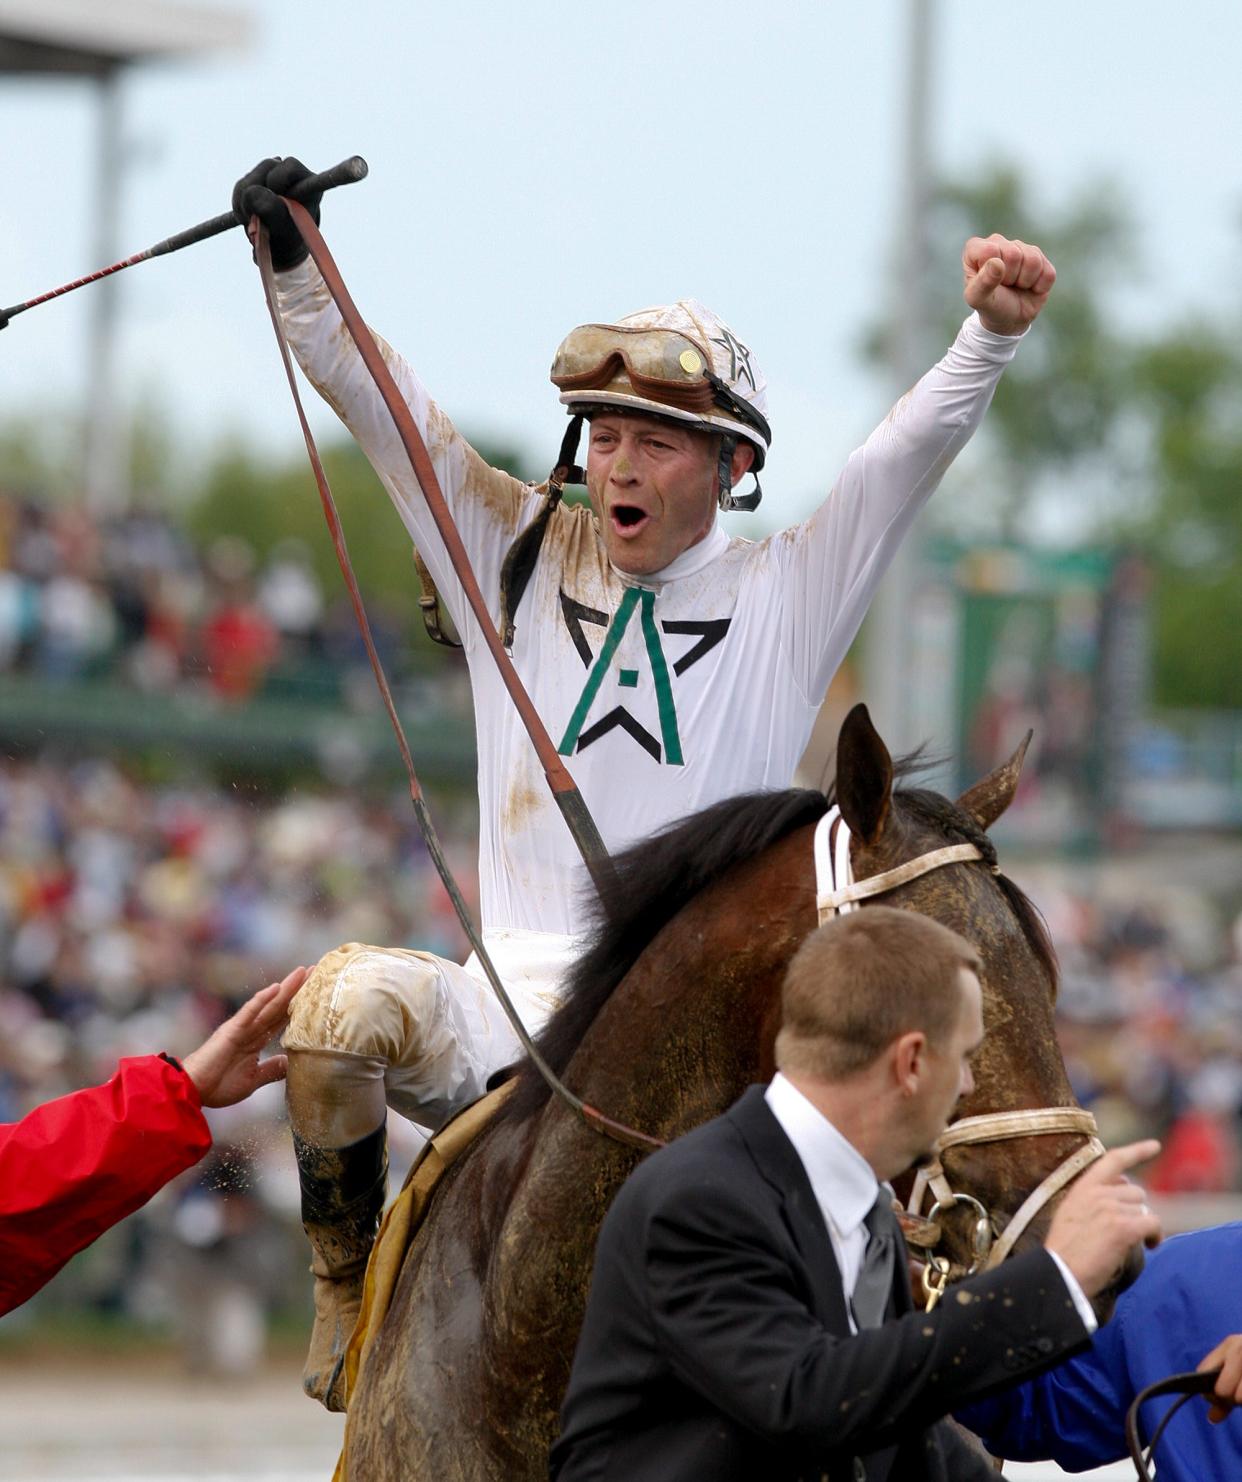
top-left (0, 156), bottom-right (368, 332)
top-left (249, 210), bottom-right (656, 1155)
top-left (270, 198), bottom-right (617, 900)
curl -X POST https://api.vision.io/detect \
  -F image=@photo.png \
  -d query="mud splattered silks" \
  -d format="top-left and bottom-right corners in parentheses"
top-left (274, 263), bottom-right (1023, 1100)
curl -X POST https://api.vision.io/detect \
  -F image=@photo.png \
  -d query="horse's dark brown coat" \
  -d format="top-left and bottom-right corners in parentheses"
top-left (342, 708), bottom-right (1091, 1481)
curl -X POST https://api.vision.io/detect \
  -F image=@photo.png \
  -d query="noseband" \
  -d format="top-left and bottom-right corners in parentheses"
top-left (813, 808), bottom-right (1104, 1298)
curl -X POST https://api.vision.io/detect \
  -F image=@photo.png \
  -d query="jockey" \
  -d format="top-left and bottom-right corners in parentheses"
top-left (232, 157), bottom-right (1057, 1409)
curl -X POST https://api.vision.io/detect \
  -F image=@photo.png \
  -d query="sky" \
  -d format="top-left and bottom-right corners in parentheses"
top-left (1, 0), bottom-right (1240, 533)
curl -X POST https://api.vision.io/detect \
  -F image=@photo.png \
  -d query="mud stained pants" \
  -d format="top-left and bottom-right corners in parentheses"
top-left (282, 932), bottom-right (573, 1132)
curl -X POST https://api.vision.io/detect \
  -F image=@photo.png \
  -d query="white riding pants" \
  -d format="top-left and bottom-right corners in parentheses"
top-left (282, 929), bottom-right (578, 1132)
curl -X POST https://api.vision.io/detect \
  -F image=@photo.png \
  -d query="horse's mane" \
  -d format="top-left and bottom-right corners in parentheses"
top-left (498, 763), bottom-right (1057, 1127)
top-left (497, 785), bottom-right (827, 1126)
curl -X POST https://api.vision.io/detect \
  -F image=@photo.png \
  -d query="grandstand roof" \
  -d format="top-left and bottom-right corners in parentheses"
top-left (0, 0), bottom-right (248, 78)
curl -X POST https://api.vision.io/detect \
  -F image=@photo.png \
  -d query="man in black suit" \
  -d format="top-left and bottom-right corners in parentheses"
top-left (551, 907), bottom-right (1161, 1482)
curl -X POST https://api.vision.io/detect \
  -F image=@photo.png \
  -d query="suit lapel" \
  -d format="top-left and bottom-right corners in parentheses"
top-left (726, 1086), bottom-right (852, 1332)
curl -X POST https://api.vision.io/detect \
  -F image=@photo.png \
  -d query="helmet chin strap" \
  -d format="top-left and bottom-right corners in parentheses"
top-left (498, 413), bottom-right (585, 649)
top-left (716, 432), bottom-right (763, 513)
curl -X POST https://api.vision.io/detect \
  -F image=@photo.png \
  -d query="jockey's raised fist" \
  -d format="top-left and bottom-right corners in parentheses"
top-left (232, 157), bottom-right (322, 271)
top-left (962, 234), bottom-right (1056, 337)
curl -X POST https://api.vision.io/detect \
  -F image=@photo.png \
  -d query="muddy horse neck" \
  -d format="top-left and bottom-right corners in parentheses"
top-left (492, 823), bottom-right (817, 1259)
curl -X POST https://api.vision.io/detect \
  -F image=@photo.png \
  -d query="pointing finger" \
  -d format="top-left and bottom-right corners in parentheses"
top-left (1084, 1140), bottom-right (1162, 1184)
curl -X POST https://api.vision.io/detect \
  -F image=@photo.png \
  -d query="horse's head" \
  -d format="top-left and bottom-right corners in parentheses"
top-left (834, 703), bottom-right (1142, 1308)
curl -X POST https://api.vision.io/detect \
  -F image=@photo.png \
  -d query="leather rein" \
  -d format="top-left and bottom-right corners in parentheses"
top-left (814, 807), bottom-right (1105, 1302)
top-left (253, 214), bottom-right (1107, 1253)
top-left (251, 211), bottom-right (659, 1154)
top-left (1126, 1367), bottom-right (1222, 1480)
top-left (253, 207), bottom-right (1208, 1482)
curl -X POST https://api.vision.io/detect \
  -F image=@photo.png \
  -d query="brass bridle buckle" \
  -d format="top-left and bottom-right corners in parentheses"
top-left (922, 1254), bottom-right (952, 1312)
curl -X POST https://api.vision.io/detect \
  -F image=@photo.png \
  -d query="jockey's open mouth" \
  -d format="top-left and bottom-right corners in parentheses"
top-left (609, 502), bottom-right (653, 538)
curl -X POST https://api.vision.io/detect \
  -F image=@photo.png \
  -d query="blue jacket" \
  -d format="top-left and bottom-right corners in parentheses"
top-left (958, 1223), bottom-right (1242, 1480)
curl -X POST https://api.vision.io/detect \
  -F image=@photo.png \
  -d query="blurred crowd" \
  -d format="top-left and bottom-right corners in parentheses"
top-left (0, 752), bottom-right (477, 1362)
top-left (0, 755), bottom-right (477, 1113)
top-left (1026, 868), bottom-right (1242, 1196)
top-left (0, 491), bottom-right (409, 702)
top-left (4, 483), bottom-right (1242, 1364)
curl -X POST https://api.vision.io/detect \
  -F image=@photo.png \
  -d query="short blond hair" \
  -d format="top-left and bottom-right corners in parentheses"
top-left (774, 908), bottom-right (980, 1081)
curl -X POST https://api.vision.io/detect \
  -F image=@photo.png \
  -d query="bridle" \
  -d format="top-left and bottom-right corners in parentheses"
top-left (814, 807), bottom-right (1104, 1302)
top-left (908, 1105), bottom-right (1103, 1296)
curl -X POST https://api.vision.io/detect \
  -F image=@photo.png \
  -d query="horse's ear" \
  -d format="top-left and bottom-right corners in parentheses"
top-left (835, 703), bottom-right (893, 845)
top-left (956, 730), bottom-right (1033, 831)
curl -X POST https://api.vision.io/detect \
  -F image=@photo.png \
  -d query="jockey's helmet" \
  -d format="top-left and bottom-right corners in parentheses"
top-left (549, 299), bottom-right (770, 512)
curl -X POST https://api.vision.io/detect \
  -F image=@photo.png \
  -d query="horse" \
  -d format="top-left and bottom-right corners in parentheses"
top-left (339, 703), bottom-right (1108, 1480)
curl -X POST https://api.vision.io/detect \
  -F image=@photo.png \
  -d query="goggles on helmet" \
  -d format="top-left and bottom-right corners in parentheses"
top-left (550, 323), bottom-right (770, 472)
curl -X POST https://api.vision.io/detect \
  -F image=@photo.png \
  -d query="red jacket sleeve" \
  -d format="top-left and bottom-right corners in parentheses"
top-left (0, 1054), bottom-right (212, 1316)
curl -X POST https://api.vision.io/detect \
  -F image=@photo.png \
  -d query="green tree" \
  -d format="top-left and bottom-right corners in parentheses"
top-left (1132, 330), bottom-right (1242, 707)
top-left (877, 164), bottom-right (1138, 540)
top-left (0, 412), bottom-right (82, 500)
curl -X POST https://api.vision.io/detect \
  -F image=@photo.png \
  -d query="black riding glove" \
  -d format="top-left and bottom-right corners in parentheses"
top-left (231, 156), bottom-right (323, 271)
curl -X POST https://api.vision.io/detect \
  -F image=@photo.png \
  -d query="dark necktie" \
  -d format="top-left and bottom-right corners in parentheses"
top-left (851, 1193), bottom-right (897, 1329)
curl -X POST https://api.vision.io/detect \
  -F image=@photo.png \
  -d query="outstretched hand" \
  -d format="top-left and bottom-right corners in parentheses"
top-left (1044, 1140), bottom-right (1162, 1298)
top-left (962, 234), bottom-right (1056, 336)
top-left (181, 967), bottom-right (308, 1109)
top-left (1198, 1336), bottom-right (1242, 1424)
